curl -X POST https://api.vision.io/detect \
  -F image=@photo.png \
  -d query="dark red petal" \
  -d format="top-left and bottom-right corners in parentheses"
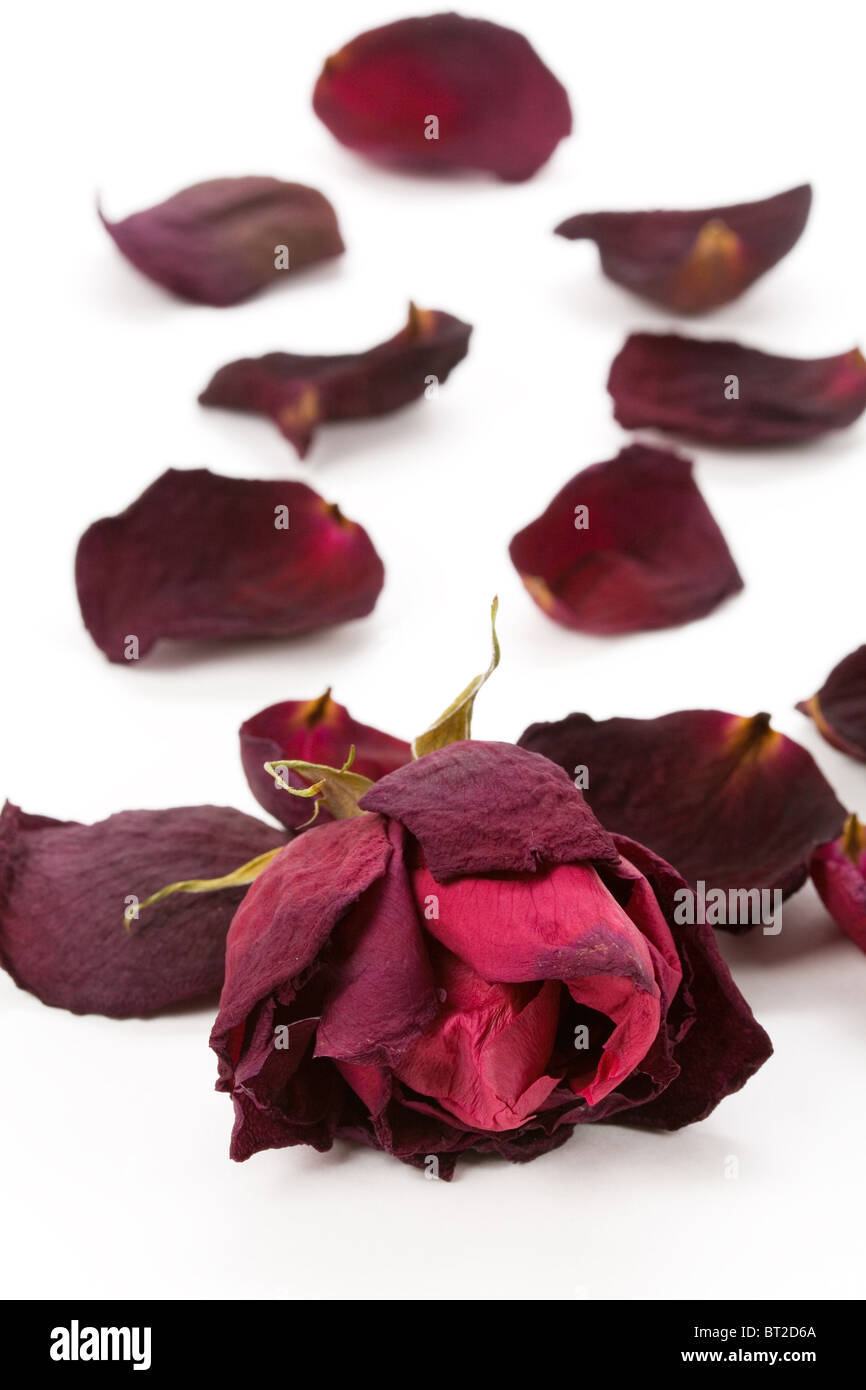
top-left (100, 177), bottom-right (344, 307)
top-left (0, 801), bottom-right (286, 1018)
top-left (360, 740), bottom-right (618, 882)
top-left (240, 690), bottom-right (410, 830)
top-left (797, 646), bottom-right (866, 762)
top-left (312, 15), bottom-right (572, 182)
top-left (509, 444), bottom-right (742, 634)
top-left (75, 468), bottom-right (384, 663)
top-left (519, 710), bottom-right (846, 906)
top-left (810, 818), bottom-right (866, 954)
top-left (556, 185), bottom-right (811, 313)
top-left (608, 333), bottom-right (866, 444)
top-left (199, 304), bottom-right (472, 457)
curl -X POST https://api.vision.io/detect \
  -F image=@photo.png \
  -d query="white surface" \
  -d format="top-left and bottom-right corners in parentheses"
top-left (2, 0), bottom-right (865, 1300)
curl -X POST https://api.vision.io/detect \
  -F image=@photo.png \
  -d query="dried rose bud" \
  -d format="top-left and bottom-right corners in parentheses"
top-left (519, 710), bottom-right (846, 906)
top-left (608, 333), bottom-right (866, 444)
top-left (75, 469), bottom-right (384, 663)
top-left (797, 646), bottom-right (866, 762)
top-left (811, 815), bottom-right (866, 954)
top-left (99, 177), bottom-right (344, 306)
top-left (312, 14), bottom-right (572, 182)
top-left (199, 303), bottom-right (472, 457)
top-left (555, 185), bottom-right (812, 313)
top-left (0, 802), bottom-right (286, 1017)
top-left (509, 444), bottom-right (742, 634)
top-left (240, 690), bottom-right (411, 830)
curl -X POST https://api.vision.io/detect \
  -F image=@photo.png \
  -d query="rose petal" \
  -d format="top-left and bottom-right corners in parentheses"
top-left (312, 14), bottom-right (572, 182)
top-left (519, 710), bottom-right (846, 904)
top-left (100, 177), bottom-right (344, 306)
top-left (509, 444), bottom-right (743, 634)
top-left (797, 645), bottom-right (866, 762)
top-left (0, 801), bottom-right (286, 1018)
top-left (608, 333), bottom-right (866, 444)
top-left (240, 690), bottom-right (410, 830)
top-left (75, 468), bottom-right (384, 663)
top-left (199, 303), bottom-right (472, 457)
top-left (556, 185), bottom-right (811, 312)
top-left (361, 740), bottom-right (619, 881)
top-left (810, 817), bottom-right (866, 954)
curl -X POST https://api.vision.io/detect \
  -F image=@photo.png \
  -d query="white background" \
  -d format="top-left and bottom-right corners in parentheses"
top-left (2, 0), bottom-right (864, 1300)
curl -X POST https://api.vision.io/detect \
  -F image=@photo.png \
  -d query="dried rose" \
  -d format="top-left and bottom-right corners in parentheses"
top-left (0, 802), bottom-right (286, 1017)
top-left (198, 303), bottom-right (472, 457)
top-left (240, 690), bottom-right (411, 831)
top-left (508, 444), bottom-right (742, 634)
top-left (312, 14), bottom-right (572, 182)
top-left (75, 469), bottom-right (384, 663)
top-left (519, 710), bottom-right (846, 906)
top-left (811, 816), bottom-right (866, 954)
top-left (99, 177), bottom-right (344, 306)
top-left (608, 333), bottom-right (866, 444)
top-left (797, 646), bottom-right (866, 762)
top-left (555, 185), bottom-right (812, 313)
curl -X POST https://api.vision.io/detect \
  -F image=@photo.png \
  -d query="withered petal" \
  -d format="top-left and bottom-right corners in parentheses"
top-left (556, 184), bottom-right (811, 313)
top-left (519, 710), bottom-right (846, 905)
top-left (810, 818), bottom-right (866, 954)
top-left (240, 690), bottom-right (410, 830)
top-left (75, 468), bottom-right (384, 663)
top-left (509, 444), bottom-right (743, 634)
top-left (199, 303), bottom-right (472, 457)
top-left (0, 802), bottom-right (287, 1017)
top-left (608, 333), bottom-right (866, 444)
top-left (100, 177), bottom-right (344, 306)
top-left (312, 14), bottom-right (572, 182)
top-left (797, 646), bottom-right (866, 762)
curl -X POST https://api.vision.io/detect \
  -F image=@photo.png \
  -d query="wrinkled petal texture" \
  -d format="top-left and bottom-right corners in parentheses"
top-left (199, 304), bottom-right (472, 457)
top-left (75, 468), bottom-right (384, 662)
top-left (100, 177), bottom-right (344, 306)
top-left (0, 802), bottom-right (287, 1017)
top-left (509, 444), bottom-right (742, 634)
top-left (798, 645), bottom-right (866, 762)
top-left (811, 819), bottom-right (866, 954)
top-left (520, 710), bottom-right (846, 906)
top-left (313, 14), bottom-right (572, 182)
top-left (608, 333), bottom-right (866, 444)
top-left (556, 184), bottom-right (811, 312)
top-left (240, 690), bottom-right (411, 830)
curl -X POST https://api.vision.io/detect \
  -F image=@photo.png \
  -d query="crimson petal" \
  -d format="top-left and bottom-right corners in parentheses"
top-left (100, 177), bottom-right (344, 306)
top-left (509, 444), bottom-right (742, 634)
top-left (797, 646), bottom-right (866, 762)
top-left (556, 185), bottom-right (811, 313)
top-left (810, 817), bottom-right (866, 954)
top-left (609, 333), bottom-right (866, 444)
top-left (75, 468), bottom-right (384, 663)
top-left (199, 303), bottom-right (471, 457)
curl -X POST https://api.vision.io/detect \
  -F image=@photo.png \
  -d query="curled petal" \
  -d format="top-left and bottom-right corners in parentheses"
top-left (509, 444), bottom-right (742, 634)
top-left (556, 185), bottom-right (811, 312)
top-left (797, 646), bottom-right (866, 762)
top-left (810, 816), bottom-right (866, 954)
top-left (75, 468), bottom-right (384, 663)
top-left (312, 14), bottom-right (572, 182)
top-left (199, 303), bottom-right (471, 457)
top-left (240, 690), bottom-right (410, 831)
top-left (519, 710), bottom-right (846, 904)
top-left (0, 802), bottom-right (286, 1018)
top-left (608, 333), bottom-right (866, 444)
top-left (100, 177), bottom-right (344, 306)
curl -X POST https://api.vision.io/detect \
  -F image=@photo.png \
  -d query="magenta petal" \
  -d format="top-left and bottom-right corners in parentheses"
top-left (0, 801), bottom-right (286, 1018)
top-left (100, 177), bottom-right (344, 306)
top-left (810, 819), bottom-right (866, 954)
top-left (75, 468), bottom-right (384, 662)
top-left (509, 444), bottom-right (743, 634)
top-left (797, 645), bottom-right (866, 762)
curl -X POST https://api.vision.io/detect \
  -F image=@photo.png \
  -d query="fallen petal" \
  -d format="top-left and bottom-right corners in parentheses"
top-left (509, 444), bottom-right (742, 634)
top-left (75, 468), bottom-right (384, 663)
top-left (0, 802), bottom-right (286, 1017)
top-left (556, 185), bottom-right (811, 312)
top-left (608, 333), bottom-right (866, 444)
top-left (313, 14), bottom-right (572, 182)
top-left (199, 303), bottom-right (471, 457)
top-left (100, 177), bottom-right (344, 306)
top-left (810, 816), bottom-right (866, 953)
top-left (797, 645), bottom-right (866, 762)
